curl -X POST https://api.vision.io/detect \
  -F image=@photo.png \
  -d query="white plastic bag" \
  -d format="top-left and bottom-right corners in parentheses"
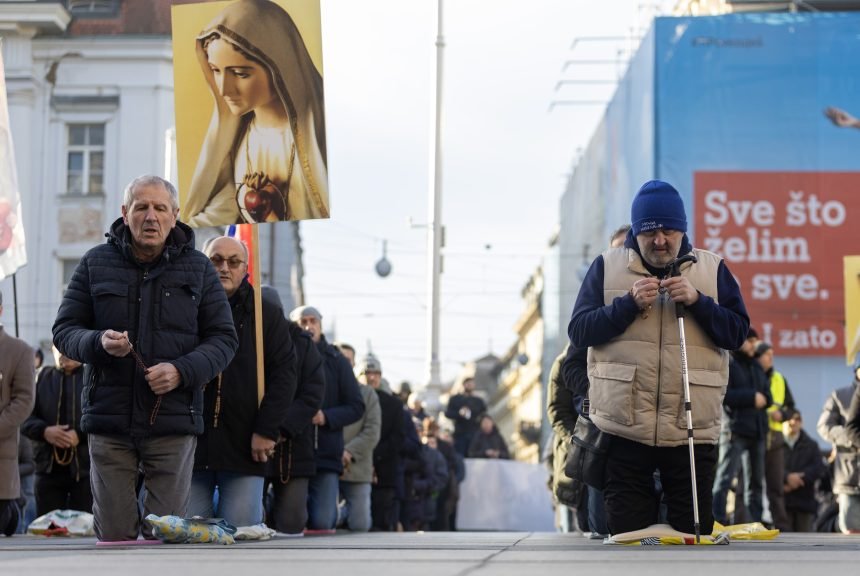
top-left (27, 509), bottom-right (95, 537)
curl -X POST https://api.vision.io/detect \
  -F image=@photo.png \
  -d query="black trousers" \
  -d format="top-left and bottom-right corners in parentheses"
top-left (371, 486), bottom-right (397, 531)
top-left (265, 476), bottom-right (309, 535)
top-left (603, 435), bottom-right (717, 535)
top-left (0, 500), bottom-right (19, 536)
top-left (35, 468), bottom-right (93, 516)
top-left (765, 431), bottom-right (790, 530)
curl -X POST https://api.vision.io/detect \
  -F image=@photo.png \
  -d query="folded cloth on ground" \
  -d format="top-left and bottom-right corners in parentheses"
top-left (234, 523), bottom-right (276, 541)
top-left (604, 521), bottom-right (779, 545)
top-left (144, 514), bottom-right (236, 544)
top-left (716, 521), bottom-right (780, 541)
top-left (27, 509), bottom-right (95, 537)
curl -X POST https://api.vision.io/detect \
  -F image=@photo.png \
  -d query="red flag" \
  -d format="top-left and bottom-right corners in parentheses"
top-left (228, 223), bottom-right (255, 285)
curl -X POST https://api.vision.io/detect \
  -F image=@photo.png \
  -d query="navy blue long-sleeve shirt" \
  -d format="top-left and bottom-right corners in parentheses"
top-left (568, 231), bottom-right (749, 352)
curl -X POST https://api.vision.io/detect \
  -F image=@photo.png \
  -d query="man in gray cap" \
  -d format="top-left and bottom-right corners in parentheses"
top-left (361, 353), bottom-right (405, 531)
top-left (289, 305), bottom-right (364, 531)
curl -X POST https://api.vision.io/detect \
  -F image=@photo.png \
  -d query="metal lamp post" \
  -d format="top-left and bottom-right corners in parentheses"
top-left (424, 0), bottom-right (445, 413)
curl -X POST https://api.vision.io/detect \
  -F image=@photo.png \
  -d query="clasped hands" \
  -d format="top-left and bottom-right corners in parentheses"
top-left (101, 329), bottom-right (181, 396)
top-left (44, 425), bottom-right (79, 449)
top-left (784, 471), bottom-right (805, 492)
top-left (252, 433), bottom-right (276, 463)
top-left (630, 276), bottom-right (699, 311)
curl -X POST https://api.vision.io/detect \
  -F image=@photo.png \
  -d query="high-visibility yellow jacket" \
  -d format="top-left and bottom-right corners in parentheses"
top-left (767, 370), bottom-right (792, 433)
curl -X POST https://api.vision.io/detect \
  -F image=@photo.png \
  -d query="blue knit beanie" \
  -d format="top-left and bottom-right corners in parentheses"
top-left (630, 180), bottom-right (687, 236)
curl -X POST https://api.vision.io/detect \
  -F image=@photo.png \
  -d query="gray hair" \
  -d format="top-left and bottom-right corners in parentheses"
top-left (122, 175), bottom-right (179, 212)
top-left (610, 224), bottom-right (632, 246)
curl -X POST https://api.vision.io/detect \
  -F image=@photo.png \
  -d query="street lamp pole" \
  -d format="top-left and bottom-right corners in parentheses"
top-left (425, 0), bottom-right (445, 411)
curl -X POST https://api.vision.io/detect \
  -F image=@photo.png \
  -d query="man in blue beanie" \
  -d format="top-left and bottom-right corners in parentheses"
top-left (568, 179), bottom-right (749, 536)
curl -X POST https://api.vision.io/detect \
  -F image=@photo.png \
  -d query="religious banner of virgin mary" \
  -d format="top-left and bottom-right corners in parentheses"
top-left (172, 0), bottom-right (328, 227)
top-left (0, 45), bottom-right (28, 280)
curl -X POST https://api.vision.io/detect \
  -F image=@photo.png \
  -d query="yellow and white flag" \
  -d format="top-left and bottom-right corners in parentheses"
top-left (846, 256), bottom-right (860, 366)
top-left (0, 44), bottom-right (27, 280)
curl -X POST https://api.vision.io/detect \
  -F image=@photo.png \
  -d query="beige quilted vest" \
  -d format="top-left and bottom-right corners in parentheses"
top-left (586, 247), bottom-right (729, 447)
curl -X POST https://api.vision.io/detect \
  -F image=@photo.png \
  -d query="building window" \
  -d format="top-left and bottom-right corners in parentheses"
top-left (67, 1), bottom-right (120, 17)
top-left (66, 124), bottom-right (105, 196)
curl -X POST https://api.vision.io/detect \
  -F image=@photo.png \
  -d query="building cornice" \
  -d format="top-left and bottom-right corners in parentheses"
top-left (0, 3), bottom-right (71, 35)
top-left (33, 36), bottom-right (173, 61)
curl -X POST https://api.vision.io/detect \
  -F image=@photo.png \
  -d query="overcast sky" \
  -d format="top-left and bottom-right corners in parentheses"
top-left (300, 0), bottom-right (675, 387)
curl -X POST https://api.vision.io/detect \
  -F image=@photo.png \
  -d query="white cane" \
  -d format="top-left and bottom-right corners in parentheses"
top-left (670, 254), bottom-right (700, 543)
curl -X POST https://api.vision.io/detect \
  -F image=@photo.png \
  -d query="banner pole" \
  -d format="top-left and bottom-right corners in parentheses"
top-left (12, 273), bottom-right (19, 337)
top-left (251, 225), bottom-right (264, 407)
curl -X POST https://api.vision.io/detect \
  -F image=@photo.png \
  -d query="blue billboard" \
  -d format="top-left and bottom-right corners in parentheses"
top-left (560, 12), bottom-right (860, 444)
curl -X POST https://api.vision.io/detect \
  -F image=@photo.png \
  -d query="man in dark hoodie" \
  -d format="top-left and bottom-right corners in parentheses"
top-left (712, 329), bottom-right (772, 525)
top-left (53, 175), bottom-right (238, 541)
top-left (188, 236), bottom-right (297, 527)
top-left (289, 305), bottom-right (364, 531)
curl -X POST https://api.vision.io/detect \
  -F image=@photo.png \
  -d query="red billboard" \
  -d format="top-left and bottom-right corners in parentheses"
top-left (694, 172), bottom-right (860, 356)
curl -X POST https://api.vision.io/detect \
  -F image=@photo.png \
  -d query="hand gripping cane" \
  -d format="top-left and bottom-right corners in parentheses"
top-left (668, 253), bottom-right (700, 542)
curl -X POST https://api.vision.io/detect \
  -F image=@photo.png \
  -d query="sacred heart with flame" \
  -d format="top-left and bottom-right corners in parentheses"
top-left (237, 171), bottom-right (287, 223)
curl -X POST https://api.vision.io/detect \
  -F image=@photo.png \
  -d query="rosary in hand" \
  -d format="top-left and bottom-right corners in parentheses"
top-left (124, 334), bottom-right (162, 425)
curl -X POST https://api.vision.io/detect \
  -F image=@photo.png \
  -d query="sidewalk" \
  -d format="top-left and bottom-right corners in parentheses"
top-left (1, 531), bottom-right (859, 576)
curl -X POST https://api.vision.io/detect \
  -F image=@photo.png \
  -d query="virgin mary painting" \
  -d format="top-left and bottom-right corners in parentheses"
top-left (181, 0), bottom-right (328, 226)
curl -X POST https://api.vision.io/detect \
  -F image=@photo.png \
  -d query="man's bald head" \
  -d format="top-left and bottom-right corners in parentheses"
top-left (204, 236), bottom-right (249, 297)
top-left (203, 236), bottom-right (248, 261)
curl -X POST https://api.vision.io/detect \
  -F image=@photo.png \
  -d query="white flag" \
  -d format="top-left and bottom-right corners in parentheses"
top-left (0, 44), bottom-right (27, 280)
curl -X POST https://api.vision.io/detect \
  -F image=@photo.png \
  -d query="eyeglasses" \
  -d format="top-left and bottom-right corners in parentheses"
top-left (209, 256), bottom-right (246, 269)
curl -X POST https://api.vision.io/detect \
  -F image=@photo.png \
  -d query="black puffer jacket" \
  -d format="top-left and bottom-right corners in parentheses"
top-left (268, 321), bottom-right (325, 481)
top-left (22, 365), bottom-right (89, 477)
top-left (52, 218), bottom-right (238, 437)
top-left (313, 336), bottom-right (364, 475)
top-left (722, 351), bottom-right (772, 439)
top-left (373, 389), bottom-right (404, 488)
top-left (194, 280), bottom-right (296, 476)
top-left (783, 429), bottom-right (826, 514)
